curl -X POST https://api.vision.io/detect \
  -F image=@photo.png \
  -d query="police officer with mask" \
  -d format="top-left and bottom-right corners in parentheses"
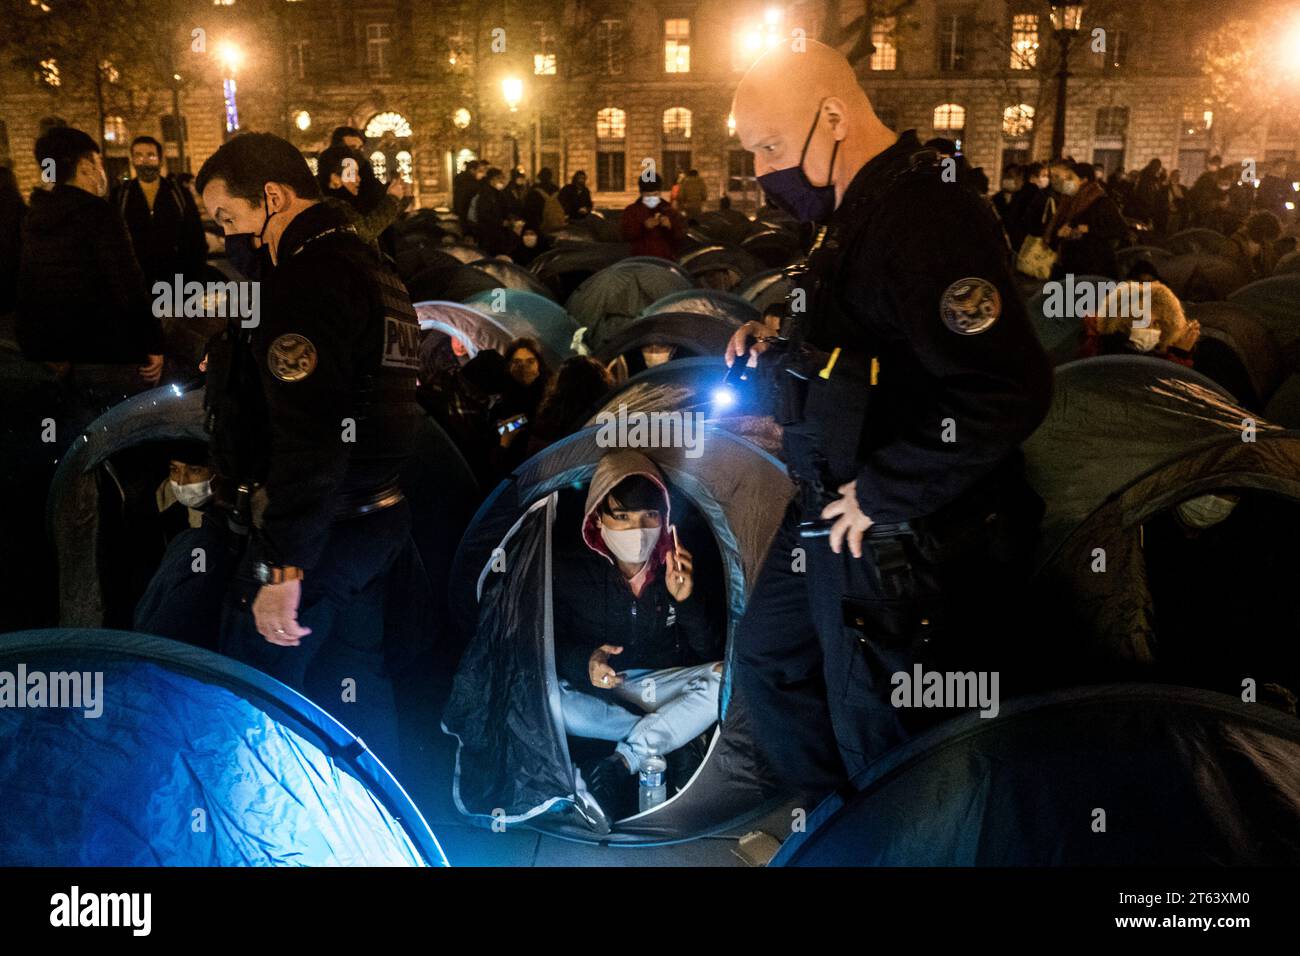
top-left (187, 132), bottom-right (425, 763)
top-left (725, 42), bottom-right (1052, 799)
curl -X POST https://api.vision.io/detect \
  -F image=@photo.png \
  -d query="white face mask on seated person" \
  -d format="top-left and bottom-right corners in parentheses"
top-left (600, 524), bottom-right (661, 564)
top-left (168, 479), bottom-right (212, 509)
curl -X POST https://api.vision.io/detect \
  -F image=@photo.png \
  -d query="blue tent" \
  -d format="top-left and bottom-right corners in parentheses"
top-left (0, 628), bottom-right (446, 866)
top-left (461, 288), bottom-right (579, 361)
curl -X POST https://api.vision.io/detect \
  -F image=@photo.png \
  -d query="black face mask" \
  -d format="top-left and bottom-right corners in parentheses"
top-left (257, 186), bottom-right (277, 244)
top-left (223, 233), bottom-right (266, 281)
top-left (756, 101), bottom-right (841, 223)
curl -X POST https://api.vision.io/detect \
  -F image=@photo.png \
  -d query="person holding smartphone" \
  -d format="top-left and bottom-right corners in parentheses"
top-left (553, 451), bottom-right (722, 823)
top-left (621, 174), bottom-right (687, 260)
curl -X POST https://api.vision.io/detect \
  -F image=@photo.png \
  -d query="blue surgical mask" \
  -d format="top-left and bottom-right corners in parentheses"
top-left (642, 195), bottom-right (662, 208)
top-left (756, 101), bottom-right (840, 223)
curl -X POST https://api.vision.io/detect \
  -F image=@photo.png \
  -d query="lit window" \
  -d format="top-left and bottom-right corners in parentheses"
top-left (665, 18), bottom-right (691, 73)
top-left (533, 22), bottom-right (557, 75)
top-left (1010, 13), bottom-right (1038, 69)
top-left (293, 110), bottom-right (311, 132)
top-left (1002, 103), bottom-right (1034, 137)
top-left (933, 103), bottom-right (966, 131)
top-left (366, 23), bottom-right (391, 78)
top-left (39, 58), bottom-right (60, 87)
top-left (364, 111), bottom-right (412, 138)
top-left (663, 108), bottom-right (692, 139)
top-left (396, 150), bottom-right (413, 184)
top-left (597, 107), bottom-right (627, 140)
top-left (871, 17), bottom-right (897, 71)
top-left (103, 116), bottom-right (127, 146)
top-left (369, 151), bottom-right (387, 181)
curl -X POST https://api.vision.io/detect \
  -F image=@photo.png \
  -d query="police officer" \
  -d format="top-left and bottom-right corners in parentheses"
top-left (726, 42), bottom-right (1052, 799)
top-left (191, 133), bottom-right (426, 763)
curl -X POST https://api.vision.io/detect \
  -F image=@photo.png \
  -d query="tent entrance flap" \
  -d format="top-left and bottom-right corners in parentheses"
top-left (444, 493), bottom-right (577, 824)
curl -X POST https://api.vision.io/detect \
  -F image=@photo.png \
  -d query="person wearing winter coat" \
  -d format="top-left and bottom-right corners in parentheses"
top-left (620, 175), bottom-right (686, 260)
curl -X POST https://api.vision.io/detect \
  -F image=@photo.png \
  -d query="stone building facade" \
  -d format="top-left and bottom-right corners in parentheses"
top-left (2, 0), bottom-right (1296, 209)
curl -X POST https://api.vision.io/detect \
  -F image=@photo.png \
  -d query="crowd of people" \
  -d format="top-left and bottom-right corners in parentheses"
top-left (1, 56), bottom-right (1297, 834)
top-left (981, 150), bottom-right (1296, 283)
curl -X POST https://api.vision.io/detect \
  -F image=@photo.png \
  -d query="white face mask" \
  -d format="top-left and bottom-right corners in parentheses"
top-left (1060, 180), bottom-right (1079, 196)
top-left (170, 479), bottom-right (212, 509)
top-left (642, 195), bottom-right (662, 208)
top-left (600, 524), bottom-right (661, 564)
top-left (1176, 493), bottom-right (1238, 531)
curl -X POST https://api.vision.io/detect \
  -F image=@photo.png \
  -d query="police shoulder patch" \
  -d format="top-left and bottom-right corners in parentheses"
top-left (267, 333), bottom-right (317, 382)
top-left (940, 277), bottom-right (1001, 335)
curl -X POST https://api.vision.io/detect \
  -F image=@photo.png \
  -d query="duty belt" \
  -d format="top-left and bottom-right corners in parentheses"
top-left (213, 476), bottom-right (405, 529)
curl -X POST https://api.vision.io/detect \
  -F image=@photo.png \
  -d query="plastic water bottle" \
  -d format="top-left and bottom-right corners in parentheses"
top-left (638, 754), bottom-right (668, 812)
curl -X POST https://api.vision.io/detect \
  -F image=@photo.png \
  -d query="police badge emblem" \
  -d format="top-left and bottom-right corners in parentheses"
top-left (267, 333), bottom-right (317, 382)
top-left (940, 277), bottom-right (1001, 335)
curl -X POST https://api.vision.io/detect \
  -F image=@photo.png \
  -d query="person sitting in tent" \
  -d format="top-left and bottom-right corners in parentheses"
top-left (554, 452), bottom-right (722, 819)
top-left (1079, 280), bottom-right (1200, 367)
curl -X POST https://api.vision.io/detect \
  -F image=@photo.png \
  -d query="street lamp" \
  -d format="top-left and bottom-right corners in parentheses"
top-left (1048, 2), bottom-right (1085, 160)
top-left (216, 41), bottom-right (244, 140)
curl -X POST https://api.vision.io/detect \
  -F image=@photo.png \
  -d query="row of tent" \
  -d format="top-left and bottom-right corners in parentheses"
top-left (1024, 272), bottom-right (1300, 423)
top-left (7, 351), bottom-right (1300, 862)
top-left (1115, 225), bottom-right (1300, 302)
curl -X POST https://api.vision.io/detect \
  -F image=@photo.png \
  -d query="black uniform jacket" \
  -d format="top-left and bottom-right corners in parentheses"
top-left (206, 201), bottom-right (422, 571)
top-left (800, 130), bottom-right (1053, 525)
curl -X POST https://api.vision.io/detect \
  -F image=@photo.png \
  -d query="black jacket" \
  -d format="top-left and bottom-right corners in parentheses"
top-left (204, 202), bottom-right (423, 570)
top-left (112, 175), bottom-right (207, 285)
top-left (789, 130), bottom-right (1052, 524)
top-left (558, 181), bottom-right (592, 219)
top-left (16, 185), bottom-right (164, 363)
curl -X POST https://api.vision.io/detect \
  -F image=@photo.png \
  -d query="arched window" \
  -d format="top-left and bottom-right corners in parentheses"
top-left (369, 150), bottom-right (388, 181)
top-left (395, 149), bottom-right (413, 184)
top-left (662, 107), bottom-right (692, 139)
top-left (933, 103), bottom-right (966, 131)
top-left (596, 107), bottom-right (627, 141)
top-left (364, 111), bottom-right (411, 139)
top-left (1002, 104), bottom-right (1034, 138)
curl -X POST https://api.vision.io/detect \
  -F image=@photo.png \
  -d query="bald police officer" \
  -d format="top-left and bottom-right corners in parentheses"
top-left (195, 133), bottom-right (425, 762)
top-left (727, 42), bottom-right (1052, 798)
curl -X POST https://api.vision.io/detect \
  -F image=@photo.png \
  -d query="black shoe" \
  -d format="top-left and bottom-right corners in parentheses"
top-left (581, 753), bottom-right (636, 821)
top-left (666, 731), bottom-right (712, 795)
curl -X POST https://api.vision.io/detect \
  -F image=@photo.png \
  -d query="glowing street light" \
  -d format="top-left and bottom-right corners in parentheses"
top-left (216, 41), bottom-right (245, 139)
top-left (216, 41), bottom-right (245, 76)
top-left (502, 76), bottom-right (523, 112)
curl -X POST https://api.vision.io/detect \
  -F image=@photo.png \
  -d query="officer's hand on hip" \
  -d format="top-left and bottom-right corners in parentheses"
top-left (821, 481), bottom-right (875, 559)
top-left (253, 581), bottom-right (312, 646)
top-left (724, 320), bottom-right (774, 369)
